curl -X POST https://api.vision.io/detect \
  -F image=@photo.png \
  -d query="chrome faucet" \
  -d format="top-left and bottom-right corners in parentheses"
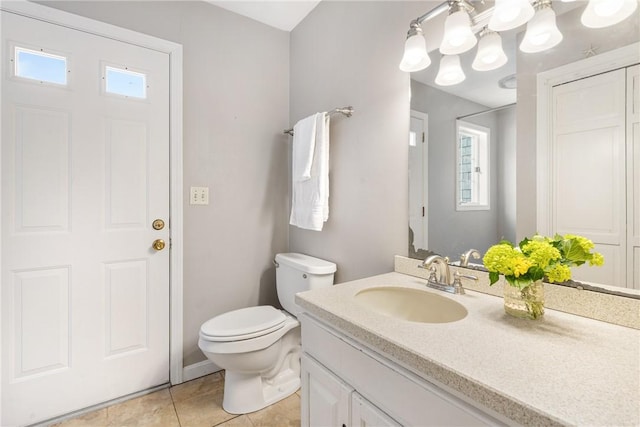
top-left (421, 255), bottom-right (478, 295)
top-left (460, 249), bottom-right (481, 267)
top-left (423, 254), bottom-right (450, 284)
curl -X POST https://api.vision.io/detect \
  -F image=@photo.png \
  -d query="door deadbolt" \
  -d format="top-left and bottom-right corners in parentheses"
top-left (152, 219), bottom-right (165, 230)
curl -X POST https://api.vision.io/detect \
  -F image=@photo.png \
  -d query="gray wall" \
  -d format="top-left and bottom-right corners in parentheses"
top-left (516, 7), bottom-right (639, 239)
top-left (39, 1), bottom-right (290, 366)
top-left (410, 80), bottom-right (503, 259)
top-left (288, 1), bottom-right (419, 283)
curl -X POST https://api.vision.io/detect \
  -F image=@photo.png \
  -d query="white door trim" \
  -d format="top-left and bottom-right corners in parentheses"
top-left (0, 0), bottom-right (185, 396)
top-left (536, 42), bottom-right (640, 235)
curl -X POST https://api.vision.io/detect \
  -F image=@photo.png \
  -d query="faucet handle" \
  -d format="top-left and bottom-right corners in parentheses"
top-left (452, 271), bottom-right (478, 295)
top-left (427, 265), bottom-right (438, 283)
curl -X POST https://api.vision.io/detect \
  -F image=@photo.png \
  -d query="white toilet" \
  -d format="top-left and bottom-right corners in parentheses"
top-left (198, 253), bottom-right (336, 414)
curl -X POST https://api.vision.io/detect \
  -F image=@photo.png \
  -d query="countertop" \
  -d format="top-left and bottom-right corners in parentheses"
top-left (295, 272), bottom-right (640, 427)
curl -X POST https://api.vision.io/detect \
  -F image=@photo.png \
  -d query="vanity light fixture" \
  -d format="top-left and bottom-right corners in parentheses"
top-left (440, 1), bottom-right (477, 55)
top-left (435, 54), bottom-right (466, 86)
top-left (400, 0), bottom-right (635, 86)
top-left (399, 21), bottom-right (431, 72)
top-left (488, 0), bottom-right (535, 32)
top-left (520, 0), bottom-right (563, 53)
top-left (472, 28), bottom-right (508, 71)
top-left (581, 0), bottom-right (638, 28)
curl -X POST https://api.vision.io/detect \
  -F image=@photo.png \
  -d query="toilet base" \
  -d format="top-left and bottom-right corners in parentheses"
top-left (222, 368), bottom-right (300, 414)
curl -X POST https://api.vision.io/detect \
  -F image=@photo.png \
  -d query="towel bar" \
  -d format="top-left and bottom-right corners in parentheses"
top-left (284, 106), bottom-right (354, 136)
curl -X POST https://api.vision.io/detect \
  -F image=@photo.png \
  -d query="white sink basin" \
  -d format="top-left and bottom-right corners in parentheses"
top-left (354, 286), bottom-right (468, 324)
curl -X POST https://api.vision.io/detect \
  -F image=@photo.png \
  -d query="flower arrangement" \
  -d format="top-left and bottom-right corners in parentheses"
top-left (482, 234), bottom-right (604, 319)
top-left (483, 234), bottom-right (604, 288)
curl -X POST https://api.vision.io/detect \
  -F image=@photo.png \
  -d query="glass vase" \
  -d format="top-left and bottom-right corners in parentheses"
top-left (503, 280), bottom-right (545, 319)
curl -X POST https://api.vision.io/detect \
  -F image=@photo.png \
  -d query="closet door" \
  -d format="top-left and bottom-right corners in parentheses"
top-left (551, 68), bottom-right (626, 287)
top-left (628, 64), bottom-right (640, 289)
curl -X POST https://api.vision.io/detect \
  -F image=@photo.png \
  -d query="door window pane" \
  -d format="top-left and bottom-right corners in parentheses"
top-left (15, 47), bottom-right (67, 85)
top-left (105, 66), bottom-right (147, 99)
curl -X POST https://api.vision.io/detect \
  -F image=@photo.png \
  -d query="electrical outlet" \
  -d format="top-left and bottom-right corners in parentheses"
top-left (190, 186), bottom-right (209, 205)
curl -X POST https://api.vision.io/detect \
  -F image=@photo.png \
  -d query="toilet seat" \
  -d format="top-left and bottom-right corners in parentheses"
top-left (199, 313), bottom-right (299, 355)
top-left (200, 305), bottom-right (286, 342)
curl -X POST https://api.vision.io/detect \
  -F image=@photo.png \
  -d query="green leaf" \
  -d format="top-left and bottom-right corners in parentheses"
top-left (489, 271), bottom-right (500, 285)
top-left (563, 239), bottom-right (592, 263)
top-left (515, 276), bottom-right (533, 289)
top-left (528, 266), bottom-right (545, 282)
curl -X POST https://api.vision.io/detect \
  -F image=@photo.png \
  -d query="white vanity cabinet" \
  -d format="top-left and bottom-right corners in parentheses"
top-left (301, 354), bottom-right (352, 427)
top-left (301, 353), bottom-right (401, 427)
top-left (300, 313), bottom-right (506, 427)
top-left (351, 393), bottom-right (402, 427)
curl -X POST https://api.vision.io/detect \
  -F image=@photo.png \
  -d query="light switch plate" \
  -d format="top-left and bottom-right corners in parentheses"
top-left (190, 186), bottom-right (209, 205)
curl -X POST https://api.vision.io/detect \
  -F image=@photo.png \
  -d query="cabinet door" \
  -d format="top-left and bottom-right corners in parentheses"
top-left (301, 354), bottom-right (353, 427)
top-left (351, 393), bottom-right (401, 427)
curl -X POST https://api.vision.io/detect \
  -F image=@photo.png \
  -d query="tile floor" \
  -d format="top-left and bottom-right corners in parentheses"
top-left (52, 372), bottom-right (301, 427)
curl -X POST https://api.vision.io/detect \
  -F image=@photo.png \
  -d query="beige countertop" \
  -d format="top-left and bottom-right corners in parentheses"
top-left (296, 272), bottom-right (640, 427)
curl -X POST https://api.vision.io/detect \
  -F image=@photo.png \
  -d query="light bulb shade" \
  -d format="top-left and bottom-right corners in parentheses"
top-left (489, 0), bottom-right (535, 31)
top-left (440, 10), bottom-right (477, 55)
top-left (399, 32), bottom-right (431, 72)
top-left (520, 6), bottom-right (563, 53)
top-left (472, 31), bottom-right (508, 71)
top-left (435, 55), bottom-right (466, 86)
top-left (581, 0), bottom-right (638, 28)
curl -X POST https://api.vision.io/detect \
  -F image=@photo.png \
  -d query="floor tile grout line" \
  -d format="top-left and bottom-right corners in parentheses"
top-left (169, 391), bottom-right (182, 427)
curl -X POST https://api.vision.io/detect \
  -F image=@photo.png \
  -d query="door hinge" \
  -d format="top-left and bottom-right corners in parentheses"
top-left (422, 132), bottom-right (425, 143)
top-left (422, 206), bottom-right (425, 217)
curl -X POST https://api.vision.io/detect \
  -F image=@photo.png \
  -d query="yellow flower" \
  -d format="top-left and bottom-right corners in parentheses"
top-left (546, 264), bottom-right (572, 283)
top-left (589, 252), bottom-right (604, 266)
top-left (483, 233), bottom-right (604, 287)
top-left (483, 244), bottom-right (532, 277)
top-left (511, 256), bottom-right (532, 277)
top-left (522, 239), bottom-right (561, 269)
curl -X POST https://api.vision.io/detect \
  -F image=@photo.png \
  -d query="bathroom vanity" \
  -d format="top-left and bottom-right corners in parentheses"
top-left (296, 271), bottom-right (640, 426)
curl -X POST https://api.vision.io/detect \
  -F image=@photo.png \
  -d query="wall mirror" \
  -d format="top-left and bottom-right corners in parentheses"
top-left (407, 1), bottom-right (640, 296)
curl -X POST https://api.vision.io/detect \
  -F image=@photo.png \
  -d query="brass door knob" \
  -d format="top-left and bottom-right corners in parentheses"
top-left (152, 239), bottom-right (166, 251)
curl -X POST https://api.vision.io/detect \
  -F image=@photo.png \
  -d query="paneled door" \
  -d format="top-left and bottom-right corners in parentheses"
top-left (1, 10), bottom-right (170, 426)
top-left (409, 111), bottom-right (428, 252)
top-left (551, 68), bottom-right (626, 287)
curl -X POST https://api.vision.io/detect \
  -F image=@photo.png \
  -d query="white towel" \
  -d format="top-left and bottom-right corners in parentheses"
top-left (290, 112), bottom-right (330, 231)
top-left (292, 114), bottom-right (317, 181)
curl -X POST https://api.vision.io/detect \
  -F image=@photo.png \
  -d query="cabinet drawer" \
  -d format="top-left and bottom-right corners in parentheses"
top-left (301, 313), bottom-right (503, 426)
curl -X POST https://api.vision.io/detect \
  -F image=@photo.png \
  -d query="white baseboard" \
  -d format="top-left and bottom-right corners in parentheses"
top-left (182, 360), bottom-right (221, 382)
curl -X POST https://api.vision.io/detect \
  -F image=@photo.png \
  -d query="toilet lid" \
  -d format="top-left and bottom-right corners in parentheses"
top-left (200, 306), bottom-right (286, 341)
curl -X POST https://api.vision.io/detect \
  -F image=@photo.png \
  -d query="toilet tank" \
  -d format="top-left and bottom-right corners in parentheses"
top-left (275, 253), bottom-right (336, 316)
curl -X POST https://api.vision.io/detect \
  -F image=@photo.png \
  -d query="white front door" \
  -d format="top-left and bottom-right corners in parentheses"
top-left (551, 68), bottom-right (626, 287)
top-left (1, 10), bottom-right (170, 426)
